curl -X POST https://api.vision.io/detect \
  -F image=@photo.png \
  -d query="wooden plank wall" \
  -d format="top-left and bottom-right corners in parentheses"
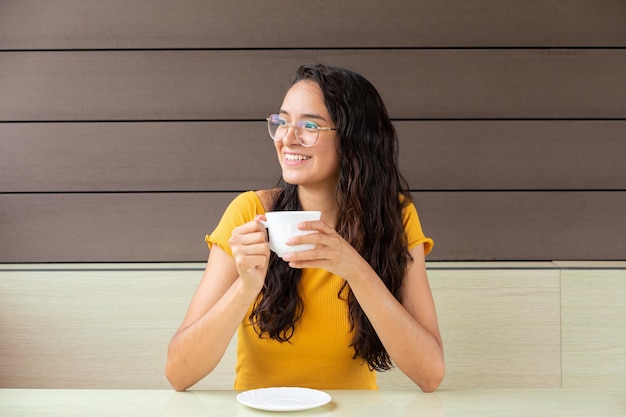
top-left (2, 262), bottom-right (624, 408)
top-left (1, 0), bottom-right (626, 262)
top-left (0, 263), bottom-right (564, 390)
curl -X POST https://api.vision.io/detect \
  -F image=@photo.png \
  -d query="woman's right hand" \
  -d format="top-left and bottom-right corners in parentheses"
top-left (228, 215), bottom-right (271, 291)
top-left (166, 214), bottom-right (270, 391)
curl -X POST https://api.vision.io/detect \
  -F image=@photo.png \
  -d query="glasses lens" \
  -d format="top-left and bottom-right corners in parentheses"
top-left (296, 120), bottom-right (319, 146)
top-left (267, 115), bottom-right (320, 146)
top-left (267, 115), bottom-right (285, 141)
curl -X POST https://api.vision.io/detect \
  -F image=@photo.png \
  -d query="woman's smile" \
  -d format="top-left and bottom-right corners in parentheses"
top-left (284, 152), bottom-right (312, 163)
top-left (274, 80), bottom-right (340, 189)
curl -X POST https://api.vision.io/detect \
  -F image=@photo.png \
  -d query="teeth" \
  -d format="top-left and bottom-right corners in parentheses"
top-left (285, 154), bottom-right (311, 161)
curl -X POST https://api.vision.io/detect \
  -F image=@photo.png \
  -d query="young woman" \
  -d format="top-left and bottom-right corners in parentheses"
top-left (166, 64), bottom-right (444, 392)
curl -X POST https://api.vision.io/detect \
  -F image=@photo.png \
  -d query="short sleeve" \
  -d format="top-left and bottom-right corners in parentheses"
top-left (403, 202), bottom-right (434, 256)
top-left (204, 191), bottom-right (266, 257)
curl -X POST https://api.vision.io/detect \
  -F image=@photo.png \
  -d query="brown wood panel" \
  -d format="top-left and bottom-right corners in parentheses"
top-left (0, 122), bottom-right (281, 192)
top-left (2, 49), bottom-right (625, 121)
top-left (399, 120), bottom-right (626, 191)
top-left (418, 191), bottom-right (626, 261)
top-left (0, 191), bottom-right (624, 262)
top-left (1, 0), bottom-right (625, 49)
top-left (2, 121), bottom-right (625, 192)
top-left (0, 193), bottom-right (236, 263)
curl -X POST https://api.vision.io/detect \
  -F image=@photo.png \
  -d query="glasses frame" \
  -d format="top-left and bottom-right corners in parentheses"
top-left (266, 114), bottom-right (337, 147)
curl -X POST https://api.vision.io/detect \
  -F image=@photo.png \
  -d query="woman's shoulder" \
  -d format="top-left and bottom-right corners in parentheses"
top-left (253, 188), bottom-right (281, 212)
top-left (225, 189), bottom-right (281, 215)
top-left (218, 190), bottom-right (277, 224)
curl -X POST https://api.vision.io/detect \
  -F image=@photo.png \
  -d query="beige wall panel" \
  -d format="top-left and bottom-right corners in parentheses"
top-left (381, 269), bottom-right (562, 389)
top-left (562, 269), bottom-right (626, 410)
top-left (1, 191), bottom-right (625, 262)
top-left (0, 265), bottom-right (563, 390)
top-left (2, 0), bottom-right (625, 49)
top-left (2, 50), bottom-right (625, 121)
top-left (0, 268), bottom-right (237, 389)
top-left (2, 121), bottom-right (625, 192)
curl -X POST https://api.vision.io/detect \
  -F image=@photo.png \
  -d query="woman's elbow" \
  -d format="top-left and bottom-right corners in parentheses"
top-left (168, 378), bottom-right (190, 393)
top-left (418, 361), bottom-right (445, 393)
top-left (165, 358), bottom-right (192, 392)
top-left (169, 380), bottom-right (189, 392)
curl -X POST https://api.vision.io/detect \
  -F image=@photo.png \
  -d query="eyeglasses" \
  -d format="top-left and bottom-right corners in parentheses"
top-left (266, 114), bottom-right (337, 147)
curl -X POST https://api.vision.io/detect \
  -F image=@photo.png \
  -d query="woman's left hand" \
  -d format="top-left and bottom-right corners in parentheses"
top-left (284, 219), bottom-right (445, 392)
top-left (280, 220), bottom-right (372, 282)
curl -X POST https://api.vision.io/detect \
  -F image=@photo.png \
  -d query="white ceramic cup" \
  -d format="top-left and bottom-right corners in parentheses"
top-left (260, 211), bottom-right (321, 258)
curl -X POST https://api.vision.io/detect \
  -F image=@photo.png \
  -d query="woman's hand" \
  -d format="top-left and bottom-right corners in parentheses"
top-left (279, 220), bottom-right (445, 391)
top-left (228, 215), bottom-right (271, 290)
top-left (281, 220), bottom-right (372, 282)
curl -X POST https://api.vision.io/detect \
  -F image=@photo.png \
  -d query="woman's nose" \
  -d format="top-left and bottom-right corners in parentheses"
top-left (282, 124), bottom-right (300, 146)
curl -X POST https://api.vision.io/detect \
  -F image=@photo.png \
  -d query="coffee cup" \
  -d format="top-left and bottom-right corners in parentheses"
top-left (260, 211), bottom-right (321, 258)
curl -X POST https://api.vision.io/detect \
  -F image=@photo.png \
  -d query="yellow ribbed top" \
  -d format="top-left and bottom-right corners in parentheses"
top-left (205, 191), bottom-right (433, 390)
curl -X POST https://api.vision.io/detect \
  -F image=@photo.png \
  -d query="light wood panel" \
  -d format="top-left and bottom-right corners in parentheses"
top-left (0, 265), bottom-right (563, 390)
top-left (0, 268), bottom-right (235, 389)
top-left (1, 191), bottom-right (624, 262)
top-left (378, 269), bottom-right (562, 390)
top-left (433, 269), bottom-right (562, 388)
top-left (562, 269), bottom-right (626, 410)
top-left (2, 50), bottom-right (625, 121)
top-left (2, 121), bottom-right (625, 192)
top-left (0, 268), bottom-right (258, 388)
top-left (1, 0), bottom-right (625, 49)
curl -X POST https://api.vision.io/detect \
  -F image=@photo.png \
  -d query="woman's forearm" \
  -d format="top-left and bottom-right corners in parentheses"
top-left (345, 261), bottom-right (445, 392)
top-left (165, 278), bottom-right (259, 391)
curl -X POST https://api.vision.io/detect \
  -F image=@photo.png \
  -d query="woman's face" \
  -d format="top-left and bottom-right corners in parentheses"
top-left (274, 80), bottom-right (340, 191)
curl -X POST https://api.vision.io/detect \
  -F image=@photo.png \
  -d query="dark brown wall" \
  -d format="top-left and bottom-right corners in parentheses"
top-left (1, 1), bottom-right (625, 262)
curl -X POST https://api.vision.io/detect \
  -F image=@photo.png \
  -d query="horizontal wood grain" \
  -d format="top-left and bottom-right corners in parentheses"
top-left (1, 191), bottom-right (624, 262)
top-left (0, 122), bottom-right (281, 192)
top-left (379, 268), bottom-right (562, 390)
top-left (0, 269), bottom-right (235, 389)
top-left (0, 266), bottom-right (562, 389)
top-left (561, 269), bottom-right (626, 410)
top-left (1, 0), bottom-right (625, 49)
top-left (2, 121), bottom-right (625, 192)
top-left (432, 269), bottom-right (562, 389)
top-left (2, 49), bottom-right (625, 121)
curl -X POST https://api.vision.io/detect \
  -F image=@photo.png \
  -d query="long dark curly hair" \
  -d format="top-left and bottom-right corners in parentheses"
top-left (248, 63), bottom-right (414, 371)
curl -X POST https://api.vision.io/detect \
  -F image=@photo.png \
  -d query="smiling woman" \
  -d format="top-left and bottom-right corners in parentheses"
top-left (165, 64), bottom-right (444, 393)
top-left (271, 80), bottom-right (341, 191)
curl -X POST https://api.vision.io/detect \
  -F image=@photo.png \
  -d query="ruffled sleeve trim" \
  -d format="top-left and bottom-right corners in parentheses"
top-left (204, 191), bottom-right (266, 257)
top-left (403, 202), bottom-right (434, 256)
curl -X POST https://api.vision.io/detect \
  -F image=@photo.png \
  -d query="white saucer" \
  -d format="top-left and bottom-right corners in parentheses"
top-left (236, 387), bottom-right (332, 411)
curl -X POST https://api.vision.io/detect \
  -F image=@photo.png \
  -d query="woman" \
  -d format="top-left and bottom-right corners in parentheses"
top-left (166, 64), bottom-right (444, 392)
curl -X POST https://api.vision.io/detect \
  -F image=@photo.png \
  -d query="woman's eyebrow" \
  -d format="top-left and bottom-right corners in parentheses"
top-left (279, 109), bottom-right (328, 122)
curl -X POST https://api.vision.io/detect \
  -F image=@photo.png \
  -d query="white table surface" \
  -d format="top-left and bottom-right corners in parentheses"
top-left (1, 388), bottom-right (624, 417)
